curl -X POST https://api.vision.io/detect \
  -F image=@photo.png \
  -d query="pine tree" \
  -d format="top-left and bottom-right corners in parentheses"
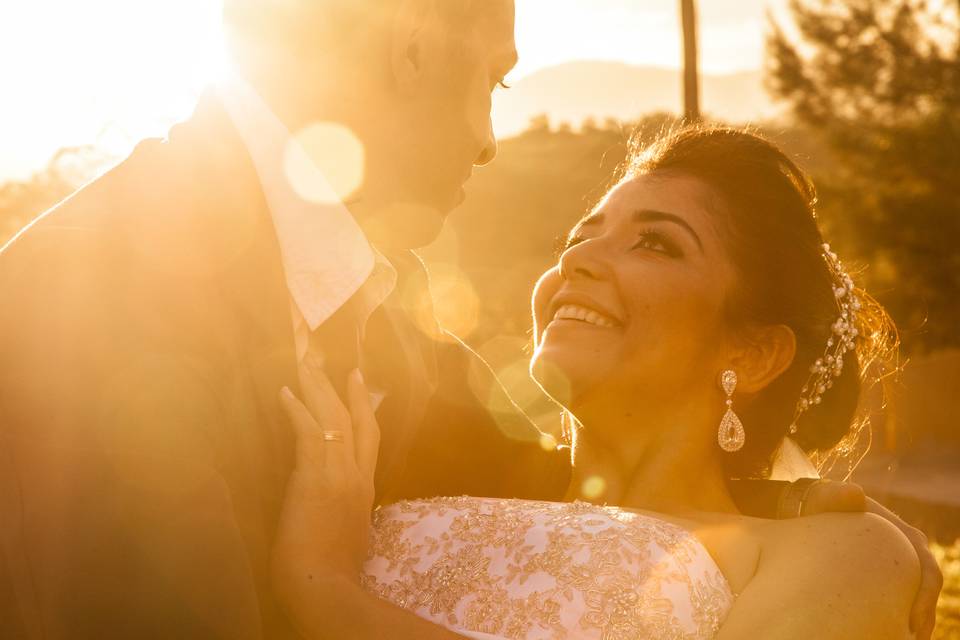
top-left (768, 0), bottom-right (960, 351)
top-left (680, 0), bottom-right (701, 121)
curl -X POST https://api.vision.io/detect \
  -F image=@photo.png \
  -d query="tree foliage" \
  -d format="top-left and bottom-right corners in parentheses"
top-left (767, 0), bottom-right (960, 352)
top-left (0, 146), bottom-right (110, 246)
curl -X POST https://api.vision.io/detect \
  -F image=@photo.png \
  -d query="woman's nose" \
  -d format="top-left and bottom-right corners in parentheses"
top-left (559, 239), bottom-right (606, 282)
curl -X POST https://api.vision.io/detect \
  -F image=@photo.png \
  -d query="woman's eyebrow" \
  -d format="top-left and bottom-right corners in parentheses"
top-left (574, 212), bottom-right (604, 231)
top-left (632, 209), bottom-right (704, 252)
top-left (573, 210), bottom-right (704, 253)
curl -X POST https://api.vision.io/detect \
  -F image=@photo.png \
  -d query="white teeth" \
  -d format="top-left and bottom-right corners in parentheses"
top-left (552, 304), bottom-right (616, 328)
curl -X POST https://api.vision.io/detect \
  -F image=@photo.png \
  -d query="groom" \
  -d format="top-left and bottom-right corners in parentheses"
top-left (0, 0), bottom-right (939, 638)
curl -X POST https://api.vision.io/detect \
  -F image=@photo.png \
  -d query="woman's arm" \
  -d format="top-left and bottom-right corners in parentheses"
top-left (730, 478), bottom-right (941, 639)
top-left (272, 357), bottom-right (467, 639)
top-left (276, 573), bottom-right (467, 639)
top-left (716, 512), bottom-right (920, 640)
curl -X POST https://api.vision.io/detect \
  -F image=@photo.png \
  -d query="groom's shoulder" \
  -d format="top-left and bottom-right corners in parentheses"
top-left (2, 128), bottom-right (265, 286)
top-left (3, 95), bottom-right (264, 268)
top-left (0, 151), bottom-right (145, 290)
top-left (2, 137), bottom-right (196, 259)
top-left (0, 140), bottom-right (270, 347)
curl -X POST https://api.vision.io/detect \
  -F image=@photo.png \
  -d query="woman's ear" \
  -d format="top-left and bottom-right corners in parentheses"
top-left (390, 0), bottom-right (435, 94)
top-left (729, 324), bottom-right (797, 395)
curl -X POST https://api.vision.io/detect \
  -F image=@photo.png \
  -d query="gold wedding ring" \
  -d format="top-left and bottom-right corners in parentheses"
top-left (322, 430), bottom-right (345, 443)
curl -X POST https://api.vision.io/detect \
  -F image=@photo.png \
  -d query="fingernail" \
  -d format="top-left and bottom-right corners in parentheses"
top-left (352, 368), bottom-right (364, 385)
top-left (280, 386), bottom-right (294, 400)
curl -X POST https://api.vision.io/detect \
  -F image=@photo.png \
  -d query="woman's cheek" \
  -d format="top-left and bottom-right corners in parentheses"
top-left (531, 267), bottom-right (562, 344)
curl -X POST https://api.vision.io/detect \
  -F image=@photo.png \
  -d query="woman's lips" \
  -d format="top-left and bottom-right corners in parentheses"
top-left (551, 303), bottom-right (618, 328)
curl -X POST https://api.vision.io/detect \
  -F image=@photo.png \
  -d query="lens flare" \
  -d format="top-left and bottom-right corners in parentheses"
top-left (285, 121), bottom-right (365, 204)
top-left (420, 262), bottom-right (480, 340)
top-left (581, 475), bottom-right (607, 500)
top-left (529, 357), bottom-right (573, 406)
top-left (417, 222), bottom-right (461, 267)
top-left (539, 433), bottom-right (559, 452)
top-left (493, 358), bottom-right (545, 413)
top-left (477, 335), bottom-right (529, 367)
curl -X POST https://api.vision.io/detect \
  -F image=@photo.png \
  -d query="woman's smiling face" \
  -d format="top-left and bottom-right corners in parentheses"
top-left (530, 172), bottom-right (739, 409)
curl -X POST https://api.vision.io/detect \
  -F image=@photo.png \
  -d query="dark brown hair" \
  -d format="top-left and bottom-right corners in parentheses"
top-left (620, 125), bottom-right (897, 478)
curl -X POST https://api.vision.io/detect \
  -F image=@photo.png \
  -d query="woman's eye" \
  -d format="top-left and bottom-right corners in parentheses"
top-left (497, 79), bottom-right (512, 90)
top-left (561, 231), bottom-right (679, 258)
top-left (631, 231), bottom-right (678, 256)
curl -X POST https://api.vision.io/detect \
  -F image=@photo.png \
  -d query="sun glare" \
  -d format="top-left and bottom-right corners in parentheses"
top-left (286, 123), bottom-right (366, 205)
top-left (0, 0), bottom-right (226, 180)
top-left (0, 0), bottom-right (775, 181)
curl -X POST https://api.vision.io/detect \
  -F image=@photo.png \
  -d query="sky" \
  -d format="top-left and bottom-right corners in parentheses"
top-left (513, 0), bottom-right (773, 78)
top-left (0, 0), bottom-right (777, 181)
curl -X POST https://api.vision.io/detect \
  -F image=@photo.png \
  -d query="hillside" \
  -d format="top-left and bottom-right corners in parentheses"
top-left (493, 61), bottom-right (779, 137)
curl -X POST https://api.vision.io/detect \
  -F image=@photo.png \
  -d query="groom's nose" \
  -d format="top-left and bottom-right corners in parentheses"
top-left (474, 117), bottom-right (498, 166)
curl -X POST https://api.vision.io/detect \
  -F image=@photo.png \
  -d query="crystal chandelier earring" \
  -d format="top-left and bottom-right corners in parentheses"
top-left (718, 369), bottom-right (745, 452)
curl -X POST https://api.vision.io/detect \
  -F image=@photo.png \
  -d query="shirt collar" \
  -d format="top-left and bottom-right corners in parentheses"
top-left (216, 70), bottom-right (393, 331)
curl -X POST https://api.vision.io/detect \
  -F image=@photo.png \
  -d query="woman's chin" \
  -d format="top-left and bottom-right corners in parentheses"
top-left (529, 353), bottom-right (586, 408)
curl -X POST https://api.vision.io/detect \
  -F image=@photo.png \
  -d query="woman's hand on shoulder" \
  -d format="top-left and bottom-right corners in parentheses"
top-left (716, 511), bottom-right (920, 640)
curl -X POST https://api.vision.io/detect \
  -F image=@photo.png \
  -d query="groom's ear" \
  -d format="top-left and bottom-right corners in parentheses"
top-left (390, 0), bottom-right (437, 94)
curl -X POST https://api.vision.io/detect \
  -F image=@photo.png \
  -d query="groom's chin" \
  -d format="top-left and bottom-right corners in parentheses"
top-left (431, 187), bottom-right (466, 219)
top-left (360, 201), bottom-right (449, 249)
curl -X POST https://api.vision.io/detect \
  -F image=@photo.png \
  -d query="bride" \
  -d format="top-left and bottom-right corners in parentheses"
top-left (269, 127), bottom-right (920, 639)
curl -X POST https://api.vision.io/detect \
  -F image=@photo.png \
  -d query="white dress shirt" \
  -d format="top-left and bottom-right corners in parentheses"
top-left (216, 72), bottom-right (397, 365)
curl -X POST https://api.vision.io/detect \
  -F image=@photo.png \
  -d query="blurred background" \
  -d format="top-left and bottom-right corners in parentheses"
top-left (0, 0), bottom-right (957, 635)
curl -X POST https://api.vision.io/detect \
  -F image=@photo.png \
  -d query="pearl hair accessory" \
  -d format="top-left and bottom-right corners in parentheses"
top-left (788, 244), bottom-right (861, 435)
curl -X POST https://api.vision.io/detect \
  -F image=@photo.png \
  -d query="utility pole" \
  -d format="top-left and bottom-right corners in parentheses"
top-left (680, 0), bottom-right (701, 122)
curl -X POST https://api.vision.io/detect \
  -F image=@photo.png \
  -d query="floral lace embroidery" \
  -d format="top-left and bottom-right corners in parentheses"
top-left (362, 497), bottom-right (734, 640)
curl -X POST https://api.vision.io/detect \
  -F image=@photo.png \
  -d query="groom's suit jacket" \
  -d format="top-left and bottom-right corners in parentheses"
top-left (0, 95), bottom-right (571, 639)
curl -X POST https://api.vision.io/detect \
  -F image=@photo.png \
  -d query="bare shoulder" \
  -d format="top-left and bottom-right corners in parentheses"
top-left (761, 512), bottom-right (919, 628)
top-left (763, 511), bottom-right (919, 577)
top-left (711, 513), bottom-right (920, 639)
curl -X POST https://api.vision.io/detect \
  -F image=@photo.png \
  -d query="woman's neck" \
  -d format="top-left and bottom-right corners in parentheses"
top-left (564, 393), bottom-right (739, 515)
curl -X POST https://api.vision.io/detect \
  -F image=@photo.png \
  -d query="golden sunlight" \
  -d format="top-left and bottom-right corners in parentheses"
top-left (419, 262), bottom-right (481, 339)
top-left (0, 0), bottom-right (226, 180)
top-left (581, 475), bottom-right (607, 500)
top-left (0, 0), bottom-right (775, 181)
top-left (286, 122), bottom-right (366, 204)
top-left (1, 0), bottom-right (957, 636)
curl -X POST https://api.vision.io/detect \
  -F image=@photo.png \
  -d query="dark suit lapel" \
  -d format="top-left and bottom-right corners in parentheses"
top-left (159, 95), bottom-right (303, 636)
top-left (165, 91), bottom-right (299, 515)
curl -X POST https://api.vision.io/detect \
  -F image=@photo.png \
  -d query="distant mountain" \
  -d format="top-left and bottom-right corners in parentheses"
top-left (492, 61), bottom-right (781, 137)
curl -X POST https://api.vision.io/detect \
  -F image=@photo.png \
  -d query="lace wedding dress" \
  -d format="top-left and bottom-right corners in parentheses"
top-left (362, 497), bottom-right (734, 639)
